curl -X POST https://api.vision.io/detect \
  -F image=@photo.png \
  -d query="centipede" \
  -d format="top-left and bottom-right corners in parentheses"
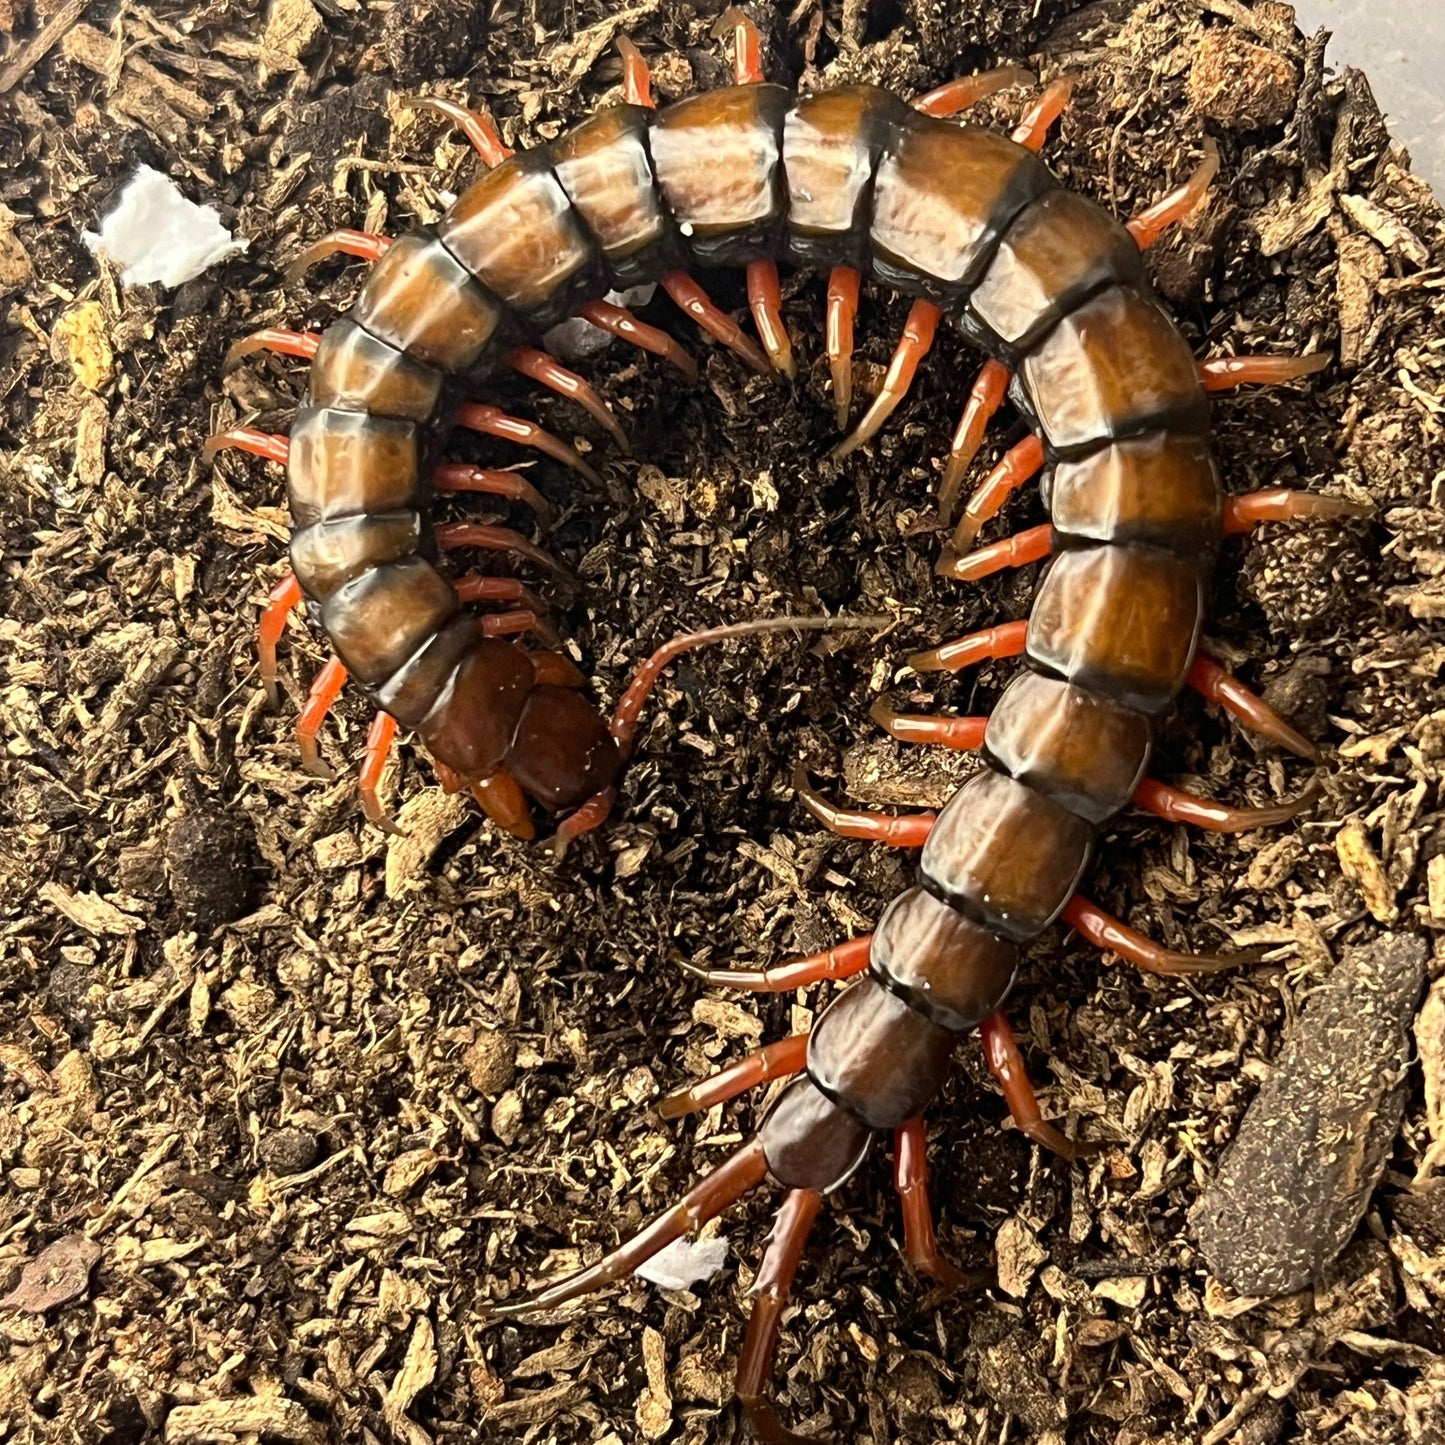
top-left (211, 11), bottom-right (1368, 1440)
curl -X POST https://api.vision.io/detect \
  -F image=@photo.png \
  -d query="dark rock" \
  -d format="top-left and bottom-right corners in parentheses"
top-left (260, 1127), bottom-right (320, 1176)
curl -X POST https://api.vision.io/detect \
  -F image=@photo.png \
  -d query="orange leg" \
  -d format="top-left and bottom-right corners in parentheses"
top-left (936, 522), bottom-right (1053, 582)
top-left (223, 327), bottom-right (321, 374)
top-left (938, 358), bottom-right (1012, 526)
top-left (202, 428), bottom-right (288, 466)
top-left (1187, 654), bottom-right (1318, 760)
top-left (657, 1033), bottom-right (809, 1119)
top-left (258, 572), bottom-right (303, 707)
top-left (1059, 894), bottom-right (1241, 976)
top-left (549, 786), bottom-right (619, 857)
top-left (400, 94), bottom-right (511, 166)
top-left (869, 698), bottom-right (988, 751)
top-left (1222, 488), bottom-right (1369, 535)
top-left (489, 1138), bottom-right (771, 1317)
top-left (297, 656), bottom-right (347, 777)
top-left (1200, 353), bottom-right (1330, 392)
top-left (432, 521), bottom-right (562, 574)
top-left (1127, 140), bottom-right (1220, 250)
top-left (895, 1118), bottom-right (987, 1289)
top-left (286, 228), bottom-right (392, 285)
top-left (660, 271), bottom-right (770, 374)
top-left (746, 260), bottom-right (796, 378)
top-left (1011, 75), bottom-right (1074, 153)
top-left (680, 934), bottom-right (873, 994)
top-left (949, 434), bottom-right (1046, 553)
top-left (908, 617), bottom-right (1028, 675)
top-left (833, 298), bottom-right (943, 460)
top-left (912, 66), bottom-right (1035, 117)
top-left (826, 264), bottom-right (862, 428)
top-left (359, 712), bottom-right (401, 834)
top-left (616, 34), bottom-right (654, 108)
top-left (728, 5), bottom-right (765, 84)
top-left (480, 609), bottom-right (540, 638)
top-left (453, 574), bottom-right (547, 614)
top-left (454, 402), bottom-right (602, 486)
top-left (979, 1012), bottom-right (1093, 1160)
top-left (433, 462), bottom-right (551, 519)
top-left (793, 764), bottom-right (936, 848)
top-left (735, 1187), bottom-right (825, 1445)
top-left (505, 346), bottom-right (630, 452)
top-left (575, 299), bottom-right (698, 380)
top-left (1132, 774), bottom-right (1320, 833)
top-left (471, 769), bottom-right (536, 841)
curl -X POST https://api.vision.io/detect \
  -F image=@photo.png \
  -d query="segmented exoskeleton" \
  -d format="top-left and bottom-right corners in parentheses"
top-left (213, 12), bottom-right (1365, 1438)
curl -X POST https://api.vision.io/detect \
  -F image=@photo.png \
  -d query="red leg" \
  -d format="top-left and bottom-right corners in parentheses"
top-left (489, 1138), bottom-right (770, 1316)
top-left (432, 521), bottom-right (562, 575)
top-left (505, 346), bottom-right (630, 452)
top-left (223, 327), bottom-right (321, 373)
top-left (1011, 75), bottom-right (1073, 153)
top-left (471, 769), bottom-right (536, 841)
top-left (657, 1033), bottom-right (809, 1119)
top-left (359, 712), bottom-right (401, 834)
top-left (286, 228), bottom-right (392, 284)
top-left (454, 402), bottom-right (602, 487)
top-left (912, 66), bottom-right (1034, 117)
top-left (746, 260), bottom-right (796, 378)
top-left (453, 574), bottom-right (547, 614)
top-left (575, 299), bottom-right (698, 380)
top-left (1187, 654), bottom-right (1318, 760)
top-left (728, 5), bottom-right (765, 84)
top-left (1059, 894), bottom-right (1241, 976)
top-left (660, 271), bottom-right (770, 373)
top-left (1200, 353), bottom-right (1330, 392)
top-left (400, 94), bottom-right (511, 166)
top-left (736, 1188), bottom-right (825, 1445)
top-left (480, 609), bottom-right (541, 638)
top-left (616, 34), bottom-right (654, 108)
top-left (433, 462), bottom-right (551, 519)
top-left (936, 522), bottom-right (1053, 582)
top-left (681, 935), bottom-right (873, 993)
top-left (1132, 774), bottom-right (1320, 833)
top-left (1127, 140), bottom-right (1220, 250)
top-left (833, 298), bottom-right (943, 459)
top-left (895, 1119), bottom-right (987, 1289)
top-left (869, 698), bottom-right (987, 751)
top-left (1222, 488), bottom-right (1369, 535)
top-left (258, 572), bottom-right (303, 707)
top-left (826, 264), bottom-right (862, 428)
top-left (949, 435), bottom-right (1046, 553)
top-left (979, 1013), bottom-right (1093, 1160)
top-left (202, 428), bottom-right (288, 466)
top-left (297, 656), bottom-right (347, 778)
top-left (908, 617), bottom-right (1028, 675)
top-left (938, 358), bottom-right (1012, 526)
top-left (793, 764), bottom-right (936, 848)
top-left (549, 786), bottom-right (619, 857)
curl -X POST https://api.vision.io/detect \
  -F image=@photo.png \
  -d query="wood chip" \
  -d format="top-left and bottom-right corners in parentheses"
top-left (635, 1326), bottom-right (673, 1441)
top-left (1335, 818), bottom-right (1400, 923)
top-left (0, 1233), bottom-right (101, 1312)
top-left (38, 881), bottom-right (141, 936)
top-left (163, 1396), bottom-right (323, 1444)
top-left (994, 1214), bottom-right (1047, 1298)
top-left (384, 790), bottom-right (471, 899)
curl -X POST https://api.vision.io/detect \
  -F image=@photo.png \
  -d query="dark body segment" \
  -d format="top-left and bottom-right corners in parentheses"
top-left (289, 511), bottom-right (425, 602)
top-left (309, 320), bottom-right (443, 424)
top-left (320, 555), bottom-right (459, 687)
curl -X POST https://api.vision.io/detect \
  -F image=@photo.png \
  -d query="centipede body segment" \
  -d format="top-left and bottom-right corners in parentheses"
top-left (214, 14), bottom-right (1368, 1439)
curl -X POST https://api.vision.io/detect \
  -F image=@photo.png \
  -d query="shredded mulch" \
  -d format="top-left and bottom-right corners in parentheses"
top-left (2, 1), bottom-right (1444, 1441)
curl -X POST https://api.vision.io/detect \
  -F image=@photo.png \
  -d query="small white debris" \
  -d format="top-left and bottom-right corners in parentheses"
top-left (83, 165), bottom-right (247, 288)
top-left (543, 283), bottom-right (658, 361)
top-left (635, 1233), bottom-right (730, 1290)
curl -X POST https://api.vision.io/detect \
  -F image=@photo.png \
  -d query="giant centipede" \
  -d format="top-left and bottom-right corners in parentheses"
top-left (212, 12), bottom-right (1368, 1439)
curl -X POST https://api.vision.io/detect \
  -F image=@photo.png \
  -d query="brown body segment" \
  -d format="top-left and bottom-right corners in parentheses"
top-left (1026, 545), bottom-right (1205, 713)
top-left (320, 556), bottom-right (458, 687)
top-left (308, 320), bottom-right (443, 423)
top-left (288, 512), bottom-right (424, 602)
top-left (287, 407), bottom-right (420, 530)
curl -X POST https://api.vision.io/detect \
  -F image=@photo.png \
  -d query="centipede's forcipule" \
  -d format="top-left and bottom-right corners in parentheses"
top-left (211, 10), bottom-right (1371, 1437)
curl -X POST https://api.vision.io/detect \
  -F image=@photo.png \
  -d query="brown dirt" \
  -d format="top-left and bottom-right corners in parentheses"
top-left (2, 1), bottom-right (1444, 1442)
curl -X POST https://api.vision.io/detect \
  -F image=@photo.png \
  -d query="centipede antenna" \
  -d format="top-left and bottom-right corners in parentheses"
top-left (616, 34), bottom-right (654, 109)
top-left (258, 572), bottom-right (304, 708)
top-left (1127, 137), bottom-right (1220, 250)
top-left (1132, 772), bottom-right (1323, 834)
top-left (833, 298), bottom-right (943, 460)
top-left (793, 764), bottom-right (937, 848)
top-left (938, 358), bottom-right (1012, 525)
top-left (505, 346), bottom-right (631, 451)
top-left (949, 434), bottom-right (1046, 553)
top-left (1199, 352), bottom-right (1331, 391)
top-left (575, 298), bottom-right (698, 379)
top-left (285, 228), bottom-right (392, 285)
top-left (660, 271), bottom-right (771, 373)
top-left (912, 66), bottom-right (1036, 117)
top-left (826, 265), bottom-right (862, 428)
top-left (399, 94), bottom-right (512, 166)
top-left (223, 327), bottom-right (321, 374)
top-left (486, 1138), bottom-right (771, 1318)
top-left (203, 428), bottom-right (289, 466)
top-left (359, 713), bottom-right (403, 835)
top-left (657, 1033), bottom-right (809, 1119)
top-left (453, 402), bottom-right (604, 487)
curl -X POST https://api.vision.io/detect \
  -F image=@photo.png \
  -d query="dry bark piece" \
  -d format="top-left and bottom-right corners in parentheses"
top-left (0, 1233), bottom-right (101, 1312)
top-left (1186, 29), bottom-right (1297, 130)
top-left (1192, 934), bottom-right (1427, 1297)
top-left (166, 808), bottom-right (256, 926)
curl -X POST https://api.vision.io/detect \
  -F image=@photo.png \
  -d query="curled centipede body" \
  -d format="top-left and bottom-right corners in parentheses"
top-left (214, 11), bottom-right (1368, 1439)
